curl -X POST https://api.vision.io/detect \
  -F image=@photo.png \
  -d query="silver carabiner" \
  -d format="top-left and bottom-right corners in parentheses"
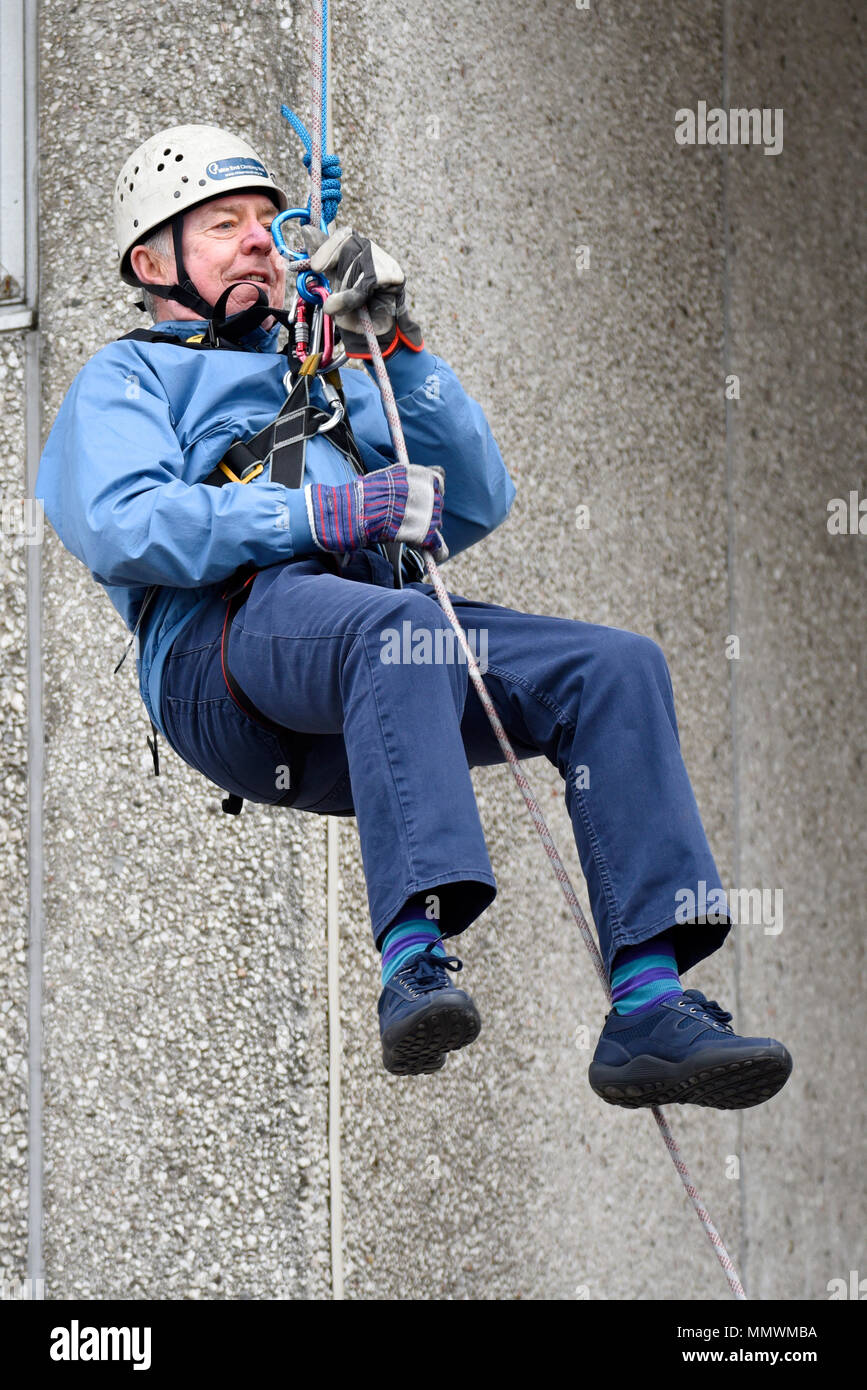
top-left (316, 405), bottom-right (344, 436)
top-left (315, 372), bottom-right (345, 435)
top-left (308, 302), bottom-right (324, 361)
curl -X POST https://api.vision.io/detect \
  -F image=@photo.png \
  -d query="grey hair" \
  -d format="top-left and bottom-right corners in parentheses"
top-left (136, 223), bottom-right (175, 320)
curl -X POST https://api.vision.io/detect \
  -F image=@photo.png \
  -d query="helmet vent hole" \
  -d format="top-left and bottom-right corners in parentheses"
top-left (129, 182), bottom-right (134, 191)
top-left (164, 148), bottom-right (171, 156)
top-left (198, 178), bottom-right (206, 186)
top-left (156, 162), bottom-right (164, 172)
top-left (175, 153), bottom-right (183, 162)
top-left (173, 190), bottom-right (181, 199)
top-left (119, 193), bottom-right (124, 201)
top-left (181, 175), bottom-right (188, 183)
top-left (133, 219), bottom-right (139, 228)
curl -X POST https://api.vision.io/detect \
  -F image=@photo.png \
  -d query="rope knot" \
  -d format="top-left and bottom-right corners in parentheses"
top-left (280, 104), bottom-right (343, 226)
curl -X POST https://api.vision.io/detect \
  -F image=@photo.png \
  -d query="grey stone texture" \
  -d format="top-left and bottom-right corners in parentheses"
top-left (0, 333), bottom-right (30, 1289)
top-left (0, 0), bottom-right (861, 1299)
top-left (724, 0), bottom-right (866, 1300)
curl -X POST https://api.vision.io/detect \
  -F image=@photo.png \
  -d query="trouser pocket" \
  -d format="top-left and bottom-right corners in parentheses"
top-left (161, 689), bottom-right (311, 807)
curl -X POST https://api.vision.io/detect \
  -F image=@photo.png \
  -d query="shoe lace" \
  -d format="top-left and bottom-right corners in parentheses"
top-left (683, 989), bottom-right (733, 1030)
top-left (398, 939), bottom-right (463, 992)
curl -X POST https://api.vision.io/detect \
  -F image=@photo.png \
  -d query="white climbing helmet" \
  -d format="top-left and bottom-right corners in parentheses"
top-left (114, 123), bottom-right (289, 286)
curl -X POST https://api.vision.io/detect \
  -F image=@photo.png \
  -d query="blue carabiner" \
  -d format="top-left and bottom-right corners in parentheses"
top-left (270, 207), bottom-right (329, 261)
top-left (271, 208), bottom-right (332, 303)
top-left (297, 268), bottom-right (332, 305)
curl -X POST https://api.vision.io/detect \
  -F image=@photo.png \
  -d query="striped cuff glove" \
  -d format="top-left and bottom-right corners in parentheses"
top-left (304, 463), bottom-right (447, 561)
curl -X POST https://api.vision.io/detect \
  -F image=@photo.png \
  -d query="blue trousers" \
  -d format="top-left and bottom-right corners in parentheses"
top-left (159, 551), bottom-right (729, 978)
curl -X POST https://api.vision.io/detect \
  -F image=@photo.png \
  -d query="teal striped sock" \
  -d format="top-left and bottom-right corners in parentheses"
top-left (610, 930), bottom-right (682, 1016)
top-left (380, 895), bottom-right (447, 985)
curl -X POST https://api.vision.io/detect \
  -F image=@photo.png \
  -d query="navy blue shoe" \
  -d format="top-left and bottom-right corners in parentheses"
top-left (588, 989), bottom-right (793, 1109)
top-left (378, 942), bottom-right (482, 1076)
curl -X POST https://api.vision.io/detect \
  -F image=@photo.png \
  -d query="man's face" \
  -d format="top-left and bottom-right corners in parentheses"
top-left (138, 190), bottom-right (287, 324)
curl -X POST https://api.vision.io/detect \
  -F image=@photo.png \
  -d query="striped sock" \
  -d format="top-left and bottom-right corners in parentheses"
top-left (610, 930), bottom-right (682, 1016)
top-left (379, 892), bottom-right (447, 985)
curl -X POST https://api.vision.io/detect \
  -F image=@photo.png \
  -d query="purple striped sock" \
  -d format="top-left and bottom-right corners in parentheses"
top-left (379, 892), bottom-right (446, 985)
top-left (610, 930), bottom-right (682, 1016)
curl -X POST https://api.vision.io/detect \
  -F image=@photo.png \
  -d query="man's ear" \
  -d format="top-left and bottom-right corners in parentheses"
top-left (129, 242), bottom-right (174, 287)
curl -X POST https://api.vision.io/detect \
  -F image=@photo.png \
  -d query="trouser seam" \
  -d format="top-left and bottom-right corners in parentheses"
top-left (569, 748), bottom-right (625, 963)
top-left (470, 658), bottom-right (625, 967)
top-left (482, 662), bottom-right (574, 726)
top-left (361, 630), bottom-right (423, 881)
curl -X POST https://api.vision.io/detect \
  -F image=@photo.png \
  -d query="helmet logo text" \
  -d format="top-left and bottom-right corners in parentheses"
top-left (206, 157), bottom-right (268, 181)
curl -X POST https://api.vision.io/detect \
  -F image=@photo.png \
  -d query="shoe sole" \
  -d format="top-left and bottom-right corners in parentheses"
top-left (382, 997), bottom-right (482, 1076)
top-left (588, 1044), bottom-right (793, 1109)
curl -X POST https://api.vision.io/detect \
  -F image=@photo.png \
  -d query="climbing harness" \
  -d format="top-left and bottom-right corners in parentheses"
top-left (113, 268), bottom-right (423, 795)
top-left (282, 0), bottom-right (749, 1302)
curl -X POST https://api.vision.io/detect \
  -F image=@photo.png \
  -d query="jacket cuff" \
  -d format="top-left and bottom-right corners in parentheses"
top-left (284, 485), bottom-right (317, 553)
top-left (361, 344), bottom-right (440, 399)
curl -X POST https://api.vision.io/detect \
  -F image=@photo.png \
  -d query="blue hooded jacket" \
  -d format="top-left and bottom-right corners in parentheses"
top-left (36, 318), bottom-right (517, 740)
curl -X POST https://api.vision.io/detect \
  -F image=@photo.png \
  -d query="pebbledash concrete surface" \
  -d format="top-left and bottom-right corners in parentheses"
top-left (0, 0), bottom-right (863, 1300)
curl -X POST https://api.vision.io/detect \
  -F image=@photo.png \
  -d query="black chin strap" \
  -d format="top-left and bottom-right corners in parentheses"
top-left (205, 283), bottom-right (294, 347)
top-left (170, 212), bottom-right (213, 319)
top-left (136, 212), bottom-right (215, 319)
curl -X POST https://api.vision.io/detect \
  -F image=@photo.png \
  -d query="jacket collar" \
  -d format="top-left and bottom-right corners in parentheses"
top-left (149, 315), bottom-right (282, 353)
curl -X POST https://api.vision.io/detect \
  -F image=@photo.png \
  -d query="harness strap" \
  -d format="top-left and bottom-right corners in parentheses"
top-left (120, 327), bottom-right (209, 348)
top-left (197, 368), bottom-right (425, 581)
top-left (200, 369), bottom-right (362, 492)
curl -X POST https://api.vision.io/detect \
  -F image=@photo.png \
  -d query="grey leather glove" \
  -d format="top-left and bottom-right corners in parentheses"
top-left (306, 226), bottom-right (424, 359)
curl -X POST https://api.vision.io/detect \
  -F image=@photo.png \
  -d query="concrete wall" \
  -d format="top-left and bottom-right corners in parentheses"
top-left (0, 334), bottom-right (30, 1289)
top-left (1, 0), bottom-right (862, 1300)
top-left (724, 0), bottom-right (866, 1299)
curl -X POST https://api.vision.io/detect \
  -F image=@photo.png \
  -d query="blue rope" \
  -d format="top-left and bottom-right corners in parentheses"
top-left (280, 0), bottom-right (342, 227)
top-left (279, 112), bottom-right (342, 227)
